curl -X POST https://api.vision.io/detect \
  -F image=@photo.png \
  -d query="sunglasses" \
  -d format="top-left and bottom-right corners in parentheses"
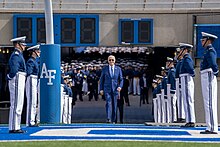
top-left (108, 59), bottom-right (114, 61)
top-left (200, 39), bottom-right (206, 42)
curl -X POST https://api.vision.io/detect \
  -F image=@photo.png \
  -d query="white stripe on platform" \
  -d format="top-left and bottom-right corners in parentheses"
top-left (31, 128), bottom-right (220, 138)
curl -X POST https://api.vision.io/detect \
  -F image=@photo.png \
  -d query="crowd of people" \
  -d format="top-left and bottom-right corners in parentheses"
top-left (152, 32), bottom-right (219, 134)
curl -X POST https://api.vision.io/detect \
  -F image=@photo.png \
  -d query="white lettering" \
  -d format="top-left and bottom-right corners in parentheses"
top-left (40, 63), bottom-right (56, 85)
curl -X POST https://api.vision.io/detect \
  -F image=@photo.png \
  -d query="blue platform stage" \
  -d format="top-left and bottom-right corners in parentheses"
top-left (0, 124), bottom-right (219, 142)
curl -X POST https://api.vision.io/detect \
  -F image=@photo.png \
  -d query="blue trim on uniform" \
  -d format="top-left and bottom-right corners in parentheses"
top-left (179, 87), bottom-right (182, 118)
top-left (165, 102), bottom-right (168, 123)
top-left (208, 72), bottom-right (214, 132)
top-left (13, 74), bottom-right (19, 130)
top-left (185, 76), bottom-right (190, 122)
top-left (160, 96), bottom-right (163, 122)
top-left (171, 96), bottom-right (173, 122)
top-left (28, 77), bottom-right (33, 126)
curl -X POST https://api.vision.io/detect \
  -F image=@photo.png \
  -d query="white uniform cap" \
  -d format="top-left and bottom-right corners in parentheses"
top-left (10, 36), bottom-right (27, 45)
top-left (10, 36), bottom-right (26, 42)
top-left (156, 75), bottom-right (163, 79)
top-left (27, 45), bottom-right (40, 51)
top-left (152, 79), bottom-right (158, 83)
top-left (167, 57), bottom-right (174, 62)
top-left (179, 43), bottom-right (193, 49)
top-left (176, 48), bottom-right (181, 52)
top-left (201, 32), bottom-right (218, 39)
top-left (63, 75), bottom-right (70, 79)
top-left (161, 67), bottom-right (165, 70)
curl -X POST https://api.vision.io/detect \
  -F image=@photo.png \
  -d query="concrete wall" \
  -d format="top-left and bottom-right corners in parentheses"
top-left (0, 14), bottom-right (13, 46)
top-left (1, 13), bottom-right (220, 46)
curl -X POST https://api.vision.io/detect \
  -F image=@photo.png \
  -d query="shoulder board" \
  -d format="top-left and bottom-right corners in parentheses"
top-left (14, 51), bottom-right (19, 55)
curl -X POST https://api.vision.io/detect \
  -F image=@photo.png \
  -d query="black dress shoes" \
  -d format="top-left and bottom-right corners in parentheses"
top-left (200, 130), bottom-right (218, 134)
top-left (9, 129), bottom-right (26, 133)
top-left (181, 122), bottom-right (195, 127)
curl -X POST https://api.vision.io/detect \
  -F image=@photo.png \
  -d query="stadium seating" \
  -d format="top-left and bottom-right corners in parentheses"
top-left (173, 2), bottom-right (201, 9)
top-left (88, 0), bottom-right (116, 10)
top-left (202, 2), bottom-right (220, 9)
top-left (4, 0), bottom-right (32, 9)
top-left (1, 0), bottom-right (220, 11)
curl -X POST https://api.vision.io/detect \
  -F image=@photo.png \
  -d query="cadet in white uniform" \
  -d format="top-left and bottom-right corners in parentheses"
top-left (200, 32), bottom-right (219, 134)
top-left (7, 36), bottom-right (27, 133)
top-left (179, 43), bottom-right (196, 127)
top-left (26, 45), bottom-right (41, 127)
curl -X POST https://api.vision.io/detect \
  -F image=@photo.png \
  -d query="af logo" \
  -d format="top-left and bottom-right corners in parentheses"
top-left (40, 63), bottom-right (56, 85)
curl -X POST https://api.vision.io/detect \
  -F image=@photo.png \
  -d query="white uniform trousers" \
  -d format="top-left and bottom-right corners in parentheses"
top-left (164, 99), bottom-right (169, 123)
top-left (36, 80), bottom-right (40, 124)
top-left (201, 68), bottom-right (218, 133)
top-left (67, 97), bottom-right (73, 124)
top-left (62, 95), bottom-right (69, 124)
top-left (153, 98), bottom-right (158, 123)
top-left (180, 74), bottom-right (195, 123)
top-left (60, 84), bottom-right (65, 123)
top-left (82, 79), bottom-right (88, 93)
top-left (133, 77), bottom-right (140, 95)
top-left (26, 75), bottom-right (38, 126)
top-left (156, 94), bottom-right (162, 123)
top-left (8, 72), bottom-right (26, 131)
top-left (160, 90), bottom-right (165, 123)
top-left (176, 78), bottom-right (185, 119)
top-left (167, 84), bottom-right (177, 123)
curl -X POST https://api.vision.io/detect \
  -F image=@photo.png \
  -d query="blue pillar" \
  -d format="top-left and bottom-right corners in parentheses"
top-left (40, 44), bottom-right (61, 123)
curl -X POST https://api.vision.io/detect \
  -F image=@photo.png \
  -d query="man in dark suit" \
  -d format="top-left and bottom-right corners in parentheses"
top-left (139, 73), bottom-right (149, 106)
top-left (99, 55), bottom-right (123, 123)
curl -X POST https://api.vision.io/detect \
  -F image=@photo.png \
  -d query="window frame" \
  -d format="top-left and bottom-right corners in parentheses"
top-left (14, 14), bottom-right (99, 46)
top-left (118, 18), bottom-right (153, 45)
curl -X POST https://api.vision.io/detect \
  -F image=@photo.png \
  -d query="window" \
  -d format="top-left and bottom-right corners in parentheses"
top-left (37, 18), bottom-right (46, 43)
top-left (61, 18), bottom-right (76, 43)
top-left (17, 18), bottom-right (32, 43)
top-left (121, 21), bottom-right (134, 43)
top-left (80, 18), bottom-right (96, 44)
top-left (119, 18), bottom-right (153, 45)
top-left (14, 14), bottom-right (99, 46)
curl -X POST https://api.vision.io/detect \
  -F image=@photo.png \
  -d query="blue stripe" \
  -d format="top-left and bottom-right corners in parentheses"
top-left (208, 72), bottom-right (214, 132)
top-left (180, 88), bottom-right (182, 117)
top-left (184, 76), bottom-right (191, 122)
top-left (171, 96), bottom-right (174, 122)
top-left (28, 77), bottom-right (33, 126)
top-left (165, 102), bottom-right (168, 123)
top-left (88, 130), bottom-right (191, 136)
top-left (12, 74), bottom-right (19, 130)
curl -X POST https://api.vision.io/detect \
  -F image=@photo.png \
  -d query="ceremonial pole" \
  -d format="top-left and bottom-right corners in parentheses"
top-left (40, 0), bottom-right (61, 123)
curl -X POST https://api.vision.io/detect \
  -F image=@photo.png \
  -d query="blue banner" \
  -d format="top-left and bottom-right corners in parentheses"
top-left (40, 44), bottom-right (61, 123)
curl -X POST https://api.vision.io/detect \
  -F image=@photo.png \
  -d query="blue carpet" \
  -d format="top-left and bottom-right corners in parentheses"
top-left (0, 124), bottom-right (219, 142)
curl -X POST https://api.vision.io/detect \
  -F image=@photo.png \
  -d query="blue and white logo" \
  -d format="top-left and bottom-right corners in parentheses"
top-left (40, 63), bottom-right (56, 85)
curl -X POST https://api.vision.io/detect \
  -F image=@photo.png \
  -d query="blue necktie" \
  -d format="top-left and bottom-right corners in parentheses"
top-left (111, 67), bottom-right (113, 77)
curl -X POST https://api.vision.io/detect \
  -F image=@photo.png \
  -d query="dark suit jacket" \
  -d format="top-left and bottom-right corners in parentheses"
top-left (99, 65), bottom-right (123, 93)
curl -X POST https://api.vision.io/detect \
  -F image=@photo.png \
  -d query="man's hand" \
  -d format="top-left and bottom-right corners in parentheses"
top-left (100, 90), bottom-right (104, 96)
top-left (117, 87), bottom-right (121, 92)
